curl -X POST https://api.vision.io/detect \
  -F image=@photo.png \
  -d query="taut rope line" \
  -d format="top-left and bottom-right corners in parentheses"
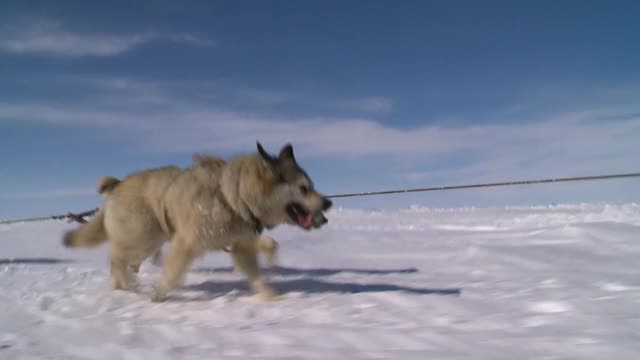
top-left (326, 172), bottom-right (640, 199)
top-left (1, 172), bottom-right (639, 225)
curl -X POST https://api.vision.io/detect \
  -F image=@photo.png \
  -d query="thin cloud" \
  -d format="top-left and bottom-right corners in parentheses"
top-left (0, 18), bottom-right (214, 57)
top-left (1, 77), bottom-right (638, 191)
top-left (234, 88), bottom-right (393, 114)
top-left (239, 89), bottom-right (292, 106)
top-left (339, 96), bottom-right (394, 113)
top-left (1, 99), bottom-right (638, 162)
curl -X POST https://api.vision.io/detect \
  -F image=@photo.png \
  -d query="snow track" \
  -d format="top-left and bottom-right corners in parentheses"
top-left (1, 203), bottom-right (640, 359)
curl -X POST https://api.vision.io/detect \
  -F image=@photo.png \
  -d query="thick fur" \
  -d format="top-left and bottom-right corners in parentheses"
top-left (63, 144), bottom-right (331, 302)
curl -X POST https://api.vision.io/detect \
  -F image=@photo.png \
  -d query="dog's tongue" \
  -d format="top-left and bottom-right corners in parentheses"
top-left (298, 212), bottom-right (313, 228)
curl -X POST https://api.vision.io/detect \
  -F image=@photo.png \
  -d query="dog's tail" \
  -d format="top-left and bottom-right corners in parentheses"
top-left (63, 176), bottom-right (119, 248)
top-left (63, 208), bottom-right (108, 248)
top-left (98, 176), bottom-right (120, 195)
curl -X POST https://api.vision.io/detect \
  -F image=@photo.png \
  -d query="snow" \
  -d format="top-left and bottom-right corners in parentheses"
top-left (1, 203), bottom-right (640, 359)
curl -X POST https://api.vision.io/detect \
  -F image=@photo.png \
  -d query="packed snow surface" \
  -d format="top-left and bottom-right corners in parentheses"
top-left (1, 203), bottom-right (640, 359)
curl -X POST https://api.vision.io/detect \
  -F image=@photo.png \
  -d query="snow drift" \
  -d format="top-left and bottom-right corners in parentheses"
top-left (1, 203), bottom-right (639, 359)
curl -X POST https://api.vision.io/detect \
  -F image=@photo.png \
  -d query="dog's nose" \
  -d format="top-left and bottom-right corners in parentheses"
top-left (322, 198), bottom-right (332, 211)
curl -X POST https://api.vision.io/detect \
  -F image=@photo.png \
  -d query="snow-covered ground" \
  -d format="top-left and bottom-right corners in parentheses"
top-left (1, 203), bottom-right (640, 359)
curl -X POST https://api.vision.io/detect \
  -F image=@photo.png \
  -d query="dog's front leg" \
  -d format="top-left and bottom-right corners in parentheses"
top-left (151, 234), bottom-right (200, 302)
top-left (256, 235), bottom-right (279, 268)
top-left (232, 237), bottom-right (281, 301)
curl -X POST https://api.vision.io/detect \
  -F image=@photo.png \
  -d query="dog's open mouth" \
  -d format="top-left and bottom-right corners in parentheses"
top-left (287, 203), bottom-right (313, 229)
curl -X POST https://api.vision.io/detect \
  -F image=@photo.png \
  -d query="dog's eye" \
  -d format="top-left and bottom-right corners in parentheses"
top-left (299, 185), bottom-right (309, 195)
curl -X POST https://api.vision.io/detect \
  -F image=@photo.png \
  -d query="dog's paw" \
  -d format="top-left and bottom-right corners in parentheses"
top-left (151, 283), bottom-right (169, 302)
top-left (249, 278), bottom-right (284, 302)
top-left (258, 292), bottom-right (286, 302)
top-left (151, 294), bottom-right (168, 303)
top-left (255, 285), bottom-right (285, 302)
top-left (257, 290), bottom-right (286, 302)
top-left (150, 291), bottom-right (168, 303)
top-left (110, 277), bottom-right (139, 291)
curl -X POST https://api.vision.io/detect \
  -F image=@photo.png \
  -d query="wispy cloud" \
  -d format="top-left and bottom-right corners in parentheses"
top-left (339, 96), bottom-right (394, 113)
top-left (0, 18), bottom-right (214, 57)
top-left (234, 88), bottom-right (393, 114)
top-left (1, 77), bottom-right (638, 190)
top-left (238, 89), bottom-right (292, 106)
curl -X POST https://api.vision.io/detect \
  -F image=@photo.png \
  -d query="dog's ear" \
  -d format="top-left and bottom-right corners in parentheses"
top-left (257, 141), bottom-right (278, 168)
top-left (193, 153), bottom-right (204, 166)
top-left (278, 143), bottom-right (296, 163)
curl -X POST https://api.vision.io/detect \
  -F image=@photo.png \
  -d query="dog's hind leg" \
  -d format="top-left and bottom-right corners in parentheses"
top-left (130, 241), bottom-right (165, 273)
top-left (109, 247), bottom-right (138, 291)
top-left (151, 235), bottom-right (200, 302)
top-left (232, 237), bottom-right (281, 301)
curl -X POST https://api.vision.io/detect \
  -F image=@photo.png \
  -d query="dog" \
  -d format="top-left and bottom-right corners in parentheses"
top-left (63, 143), bottom-right (332, 302)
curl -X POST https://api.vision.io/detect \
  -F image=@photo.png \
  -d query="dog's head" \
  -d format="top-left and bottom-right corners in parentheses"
top-left (253, 142), bottom-right (332, 230)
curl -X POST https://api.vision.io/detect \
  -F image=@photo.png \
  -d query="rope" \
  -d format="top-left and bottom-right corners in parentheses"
top-left (0, 208), bottom-right (98, 226)
top-left (327, 172), bottom-right (640, 199)
top-left (1, 172), bottom-right (639, 225)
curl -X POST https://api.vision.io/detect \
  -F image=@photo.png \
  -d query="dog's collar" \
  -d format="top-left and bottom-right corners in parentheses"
top-left (232, 198), bottom-right (264, 234)
top-left (248, 212), bottom-right (264, 235)
top-left (216, 190), bottom-right (264, 235)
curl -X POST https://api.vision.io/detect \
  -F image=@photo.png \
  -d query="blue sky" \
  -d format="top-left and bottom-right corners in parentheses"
top-left (1, 0), bottom-right (639, 218)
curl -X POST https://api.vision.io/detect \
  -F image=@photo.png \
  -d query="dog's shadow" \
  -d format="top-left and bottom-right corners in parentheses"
top-left (0, 258), bottom-right (73, 265)
top-left (192, 265), bottom-right (419, 276)
top-left (180, 266), bottom-right (461, 301)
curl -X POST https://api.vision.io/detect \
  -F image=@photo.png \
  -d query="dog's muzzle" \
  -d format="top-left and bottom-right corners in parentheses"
top-left (311, 197), bottom-right (332, 228)
top-left (322, 198), bottom-right (332, 211)
top-left (311, 212), bottom-right (328, 228)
